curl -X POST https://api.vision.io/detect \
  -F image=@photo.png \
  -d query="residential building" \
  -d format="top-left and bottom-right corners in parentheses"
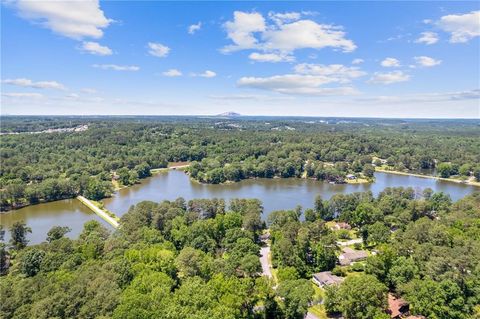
top-left (312, 271), bottom-right (344, 287)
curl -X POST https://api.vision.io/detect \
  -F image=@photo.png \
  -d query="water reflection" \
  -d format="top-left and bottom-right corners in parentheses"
top-left (104, 170), bottom-right (477, 217)
top-left (0, 199), bottom-right (110, 244)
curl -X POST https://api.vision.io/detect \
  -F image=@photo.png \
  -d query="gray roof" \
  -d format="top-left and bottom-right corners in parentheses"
top-left (313, 271), bottom-right (344, 286)
top-left (339, 247), bottom-right (368, 265)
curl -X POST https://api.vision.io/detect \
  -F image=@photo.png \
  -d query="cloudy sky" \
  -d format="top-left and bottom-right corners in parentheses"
top-left (1, 1), bottom-right (479, 118)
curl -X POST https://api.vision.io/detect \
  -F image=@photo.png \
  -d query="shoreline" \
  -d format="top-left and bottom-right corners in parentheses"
top-left (375, 168), bottom-right (480, 187)
top-left (3, 165), bottom-right (478, 214)
top-left (76, 196), bottom-right (120, 229)
top-left (0, 196), bottom-right (76, 213)
top-left (187, 173), bottom-right (373, 186)
top-left (0, 164), bottom-right (192, 213)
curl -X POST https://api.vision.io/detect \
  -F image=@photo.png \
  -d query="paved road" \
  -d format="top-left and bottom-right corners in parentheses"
top-left (77, 196), bottom-right (119, 228)
top-left (259, 242), bottom-right (318, 319)
top-left (336, 238), bottom-right (363, 246)
top-left (260, 246), bottom-right (272, 278)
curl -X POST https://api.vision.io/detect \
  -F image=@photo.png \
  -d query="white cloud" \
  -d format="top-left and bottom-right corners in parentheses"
top-left (249, 52), bottom-right (294, 63)
top-left (414, 56), bottom-right (442, 67)
top-left (80, 41), bottom-right (112, 55)
top-left (358, 89), bottom-right (480, 103)
top-left (237, 63), bottom-right (365, 96)
top-left (188, 22), bottom-right (202, 34)
top-left (381, 57), bottom-right (401, 67)
top-left (81, 88), bottom-right (97, 94)
top-left (2, 78), bottom-right (65, 90)
top-left (92, 64), bottom-right (139, 71)
top-left (192, 70), bottom-right (217, 78)
top-left (294, 63), bottom-right (366, 81)
top-left (66, 93), bottom-right (80, 99)
top-left (162, 69), bottom-right (182, 77)
top-left (415, 31), bottom-right (439, 45)
top-left (437, 11), bottom-right (480, 43)
top-left (223, 11), bottom-right (266, 52)
top-left (262, 20), bottom-right (356, 53)
top-left (147, 42), bottom-right (170, 58)
top-left (238, 75), bottom-right (358, 96)
top-left (12, 0), bottom-right (111, 39)
top-left (268, 11), bottom-right (301, 25)
top-left (352, 58), bottom-right (364, 65)
top-left (368, 71), bottom-right (410, 84)
top-left (2, 92), bottom-right (44, 99)
top-left (222, 11), bottom-right (356, 55)
top-left (209, 94), bottom-right (293, 101)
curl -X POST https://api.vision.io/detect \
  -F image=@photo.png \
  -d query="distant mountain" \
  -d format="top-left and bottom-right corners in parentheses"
top-left (217, 111), bottom-right (241, 117)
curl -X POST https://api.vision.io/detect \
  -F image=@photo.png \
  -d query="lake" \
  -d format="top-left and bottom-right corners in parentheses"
top-left (0, 199), bottom-right (111, 245)
top-left (1, 170), bottom-right (477, 245)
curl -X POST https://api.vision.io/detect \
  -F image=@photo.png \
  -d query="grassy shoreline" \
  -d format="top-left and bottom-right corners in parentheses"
top-left (3, 164), bottom-right (477, 214)
top-left (76, 195), bottom-right (120, 228)
top-left (375, 168), bottom-right (480, 187)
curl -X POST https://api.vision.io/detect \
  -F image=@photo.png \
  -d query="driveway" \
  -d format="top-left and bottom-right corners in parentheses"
top-left (336, 238), bottom-right (363, 246)
top-left (260, 245), bottom-right (272, 278)
top-left (305, 312), bottom-right (320, 319)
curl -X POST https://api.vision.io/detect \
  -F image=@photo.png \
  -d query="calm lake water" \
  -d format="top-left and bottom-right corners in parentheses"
top-left (0, 199), bottom-right (110, 245)
top-left (1, 171), bottom-right (478, 245)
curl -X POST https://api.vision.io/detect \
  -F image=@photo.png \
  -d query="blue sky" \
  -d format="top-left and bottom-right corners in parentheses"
top-left (1, 1), bottom-right (479, 118)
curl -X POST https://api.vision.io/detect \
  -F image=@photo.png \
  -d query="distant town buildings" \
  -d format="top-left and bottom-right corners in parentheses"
top-left (0, 125), bottom-right (88, 135)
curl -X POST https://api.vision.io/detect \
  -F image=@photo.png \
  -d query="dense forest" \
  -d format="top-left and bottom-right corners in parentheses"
top-left (1, 188), bottom-right (479, 318)
top-left (1, 116), bottom-right (479, 211)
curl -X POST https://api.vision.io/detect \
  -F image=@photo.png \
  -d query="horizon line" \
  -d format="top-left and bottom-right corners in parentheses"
top-left (0, 114), bottom-right (479, 120)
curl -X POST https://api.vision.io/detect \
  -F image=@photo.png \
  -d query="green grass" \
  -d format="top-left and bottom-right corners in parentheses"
top-left (308, 304), bottom-right (328, 319)
top-left (90, 199), bottom-right (121, 222)
top-left (325, 221), bottom-right (359, 240)
top-left (268, 252), bottom-right (278, 284)
top-left (345, 177), bottom-right (370, 184)
top-left (311, 282), bottom-right (325, 300)
top-left (308, 281), bottom-right (328, 318)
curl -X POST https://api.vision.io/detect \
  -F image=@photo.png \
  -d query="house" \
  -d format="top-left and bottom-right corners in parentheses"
top-left (387, 293), bottom-right (409, 318)
top-left (346, 174), bottom-right (357, 180)
top-left (331, 222), bottom-right (352, 230)
top-left (259, 233), bottom-right (270, 241)
top-left (338, 247), bottom-right (368, 266)
top-left (312, 271), bottom-right (344, 287)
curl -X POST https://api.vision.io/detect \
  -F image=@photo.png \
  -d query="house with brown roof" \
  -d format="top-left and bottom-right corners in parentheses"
top-left (388, 293), bottom-right (409, 319)
top-left (338, 247), bottom-right (368, 266)
top-left (259, 233), bottom-right (270, 241)
top-left (312, 271), bottom-right (344, 287)
top-left (331, 222), bottom-right (352, 230)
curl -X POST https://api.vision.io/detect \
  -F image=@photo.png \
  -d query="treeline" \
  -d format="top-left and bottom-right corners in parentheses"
top-left (189, 157), bottom-right (375, 184)
top-left (268, 189), bottom-right (480, 319)
top-left (1, 117), bottom-right (479, 209)
top-left (0, 162), bottom-right (152, 211)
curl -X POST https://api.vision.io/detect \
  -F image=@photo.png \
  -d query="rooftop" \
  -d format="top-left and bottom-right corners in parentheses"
top-left (388, 293), bottom-right (409, 318)
top-left (339, 247), bottom-right (369, 265)
top-left (312, 271), bottom-right (344, 286)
